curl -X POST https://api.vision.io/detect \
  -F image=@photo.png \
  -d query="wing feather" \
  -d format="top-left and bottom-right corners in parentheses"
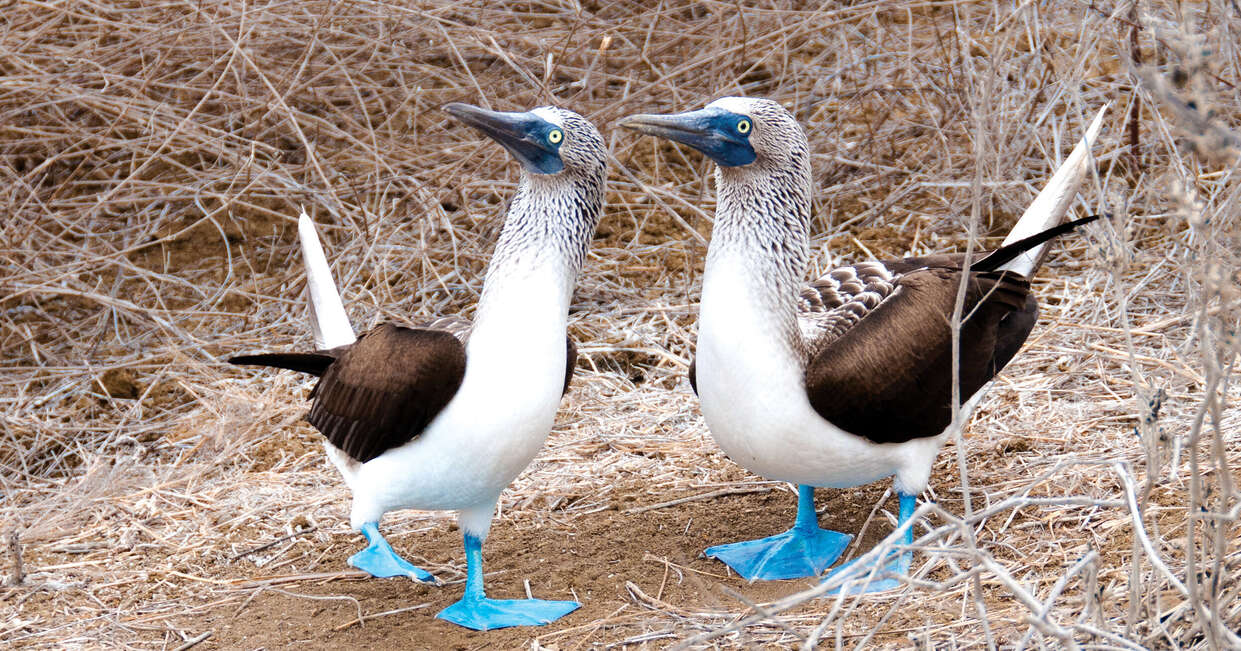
top-left (307, 323), bottom-right (466, 463)
top-left (563, 338), bottom-right (577, 396)
top-left (797, 261), bottom-right (897, 351)
top-left (804, 268), bottom-right (1032, 444)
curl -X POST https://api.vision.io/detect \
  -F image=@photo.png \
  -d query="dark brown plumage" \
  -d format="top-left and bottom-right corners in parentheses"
top-left (230, 323), bottom-right (579, 463)
top-left (803, 267), bottom-right (1032, 443)
top-left (228, 352), bottom-right (336, 376)
top-left (563, 338), bottom-right (577, 395)
top-left (231, 324), bottom-right (466, 463)
top-left (688, 216), bottom-right (1097, 444)
top-left (304, 324), bottom-right (466, 463)
top-left (803, 216), bottom-right (1098, 444)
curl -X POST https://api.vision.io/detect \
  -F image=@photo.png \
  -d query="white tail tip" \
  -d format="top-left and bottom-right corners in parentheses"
top-left (299, 211), bottom-right (356, 349)
top-left (999, 104), bottom-right (1109, 275)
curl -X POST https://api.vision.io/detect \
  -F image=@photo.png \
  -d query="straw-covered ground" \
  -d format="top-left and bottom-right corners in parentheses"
top-left (3, 1), bottom-right (1239, 648)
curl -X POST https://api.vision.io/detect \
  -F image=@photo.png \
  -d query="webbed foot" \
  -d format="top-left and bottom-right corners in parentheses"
top-left (822, 550), bottom-right (910, 594)
top-left (437, 596), bottom-right (579, 631)
top-left (706, 526), bottom-right (851, 581)
top-left (822, 492), bottom-right (917, 595)
top-left (705, 485), bottom-right (851, 581)
top-left (349, 522), bottom-right (439, 584)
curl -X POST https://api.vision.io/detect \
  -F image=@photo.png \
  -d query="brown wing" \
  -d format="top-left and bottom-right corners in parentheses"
top-left (804, 268), bottom-right (1032, 444)
top-left (307, 323), bottom-right (466, 463)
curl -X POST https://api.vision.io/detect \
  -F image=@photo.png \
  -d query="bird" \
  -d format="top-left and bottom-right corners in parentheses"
top-left (619, 98), bottom-right (1105, 591)
top-left (229, 102), bottom-right (607, 629)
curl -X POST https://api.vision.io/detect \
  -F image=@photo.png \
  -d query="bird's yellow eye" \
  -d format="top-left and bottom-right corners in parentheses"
top-left (737, 119), bottom-right (751, 134)
top-left (548, 129), bottom-right (563, 144)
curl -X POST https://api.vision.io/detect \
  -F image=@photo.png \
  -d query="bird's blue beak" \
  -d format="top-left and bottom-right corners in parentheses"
top-left (618, 107), bottom-right (757, 167)
top-left (444, 103), bottom-right (565, 175)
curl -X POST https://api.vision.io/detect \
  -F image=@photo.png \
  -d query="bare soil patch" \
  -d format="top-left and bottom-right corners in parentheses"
top-left (191, 485), bottom-right (892, 649)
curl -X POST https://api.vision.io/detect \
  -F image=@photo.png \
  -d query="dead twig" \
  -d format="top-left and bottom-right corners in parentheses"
top-left (332, 603), bottom-right (432, 631)
top-left (229, 525), bottom-right (319, 562)
top-left (623, 487), bottom-right (772, 514)
top-left (233, 570), bottom-right (370, 590)
top-left (171, 631), bottom-right (212, 651)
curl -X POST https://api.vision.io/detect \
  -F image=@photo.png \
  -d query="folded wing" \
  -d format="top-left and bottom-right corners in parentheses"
top-left (804, 267), bottom-right (1033, 444)
top-left (305, 323), bottom-right (467, 463)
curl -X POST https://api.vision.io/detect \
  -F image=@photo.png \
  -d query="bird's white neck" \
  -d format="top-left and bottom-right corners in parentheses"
top-left (470, 173), bottom-right (598, 351)
top-left (700, 162), bottom-right (814, 361)
top-left (694, 163), bottom-right (825, 480)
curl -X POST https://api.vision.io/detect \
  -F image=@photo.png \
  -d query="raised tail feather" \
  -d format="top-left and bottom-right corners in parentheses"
top-left (976, 215), bottom-right (1101, 273)
top-left (228, 352), bottom-right (336, 376)
top-left (300, 212), bottom-right (356, 349)
top-left (999, 105), bottom-right (1108, 277)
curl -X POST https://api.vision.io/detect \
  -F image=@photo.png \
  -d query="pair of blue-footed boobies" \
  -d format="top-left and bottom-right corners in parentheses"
top-left (231, 103), bottom-right (606, 630)
top-left (620, 98), bottom-right (1104, 590)
top-left (232, 93), bottom-right (1103, 628)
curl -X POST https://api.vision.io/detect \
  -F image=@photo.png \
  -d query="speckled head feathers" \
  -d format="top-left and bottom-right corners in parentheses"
top-left (452, 104), bottom-right (606, 282)
top-left (445, 103), bottom-right (606, 182)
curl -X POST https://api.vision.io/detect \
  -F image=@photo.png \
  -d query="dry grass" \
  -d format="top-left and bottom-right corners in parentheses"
top-left (2, 0), bottom-right (1239, 648)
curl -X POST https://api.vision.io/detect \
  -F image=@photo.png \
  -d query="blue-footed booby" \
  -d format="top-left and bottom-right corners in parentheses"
top-left (620, 98), bottom-right (1105, 590)
top-left (230, 103), bottom-right (606, 629)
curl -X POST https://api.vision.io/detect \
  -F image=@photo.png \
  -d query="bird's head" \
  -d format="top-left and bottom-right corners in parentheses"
top-left (443, 103), bottom-right (606, 181)
top-left (618, 97), bottom-right (807, 170)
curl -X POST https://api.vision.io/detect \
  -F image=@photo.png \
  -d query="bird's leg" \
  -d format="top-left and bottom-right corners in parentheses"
top-left (704, 484), bottom-right (852, 581)
top-left (822, 492), bottom-right (915, 594)
top-left (348, 522), bottom-right (438, 584)
top-left (436, 533), bottom-right (580, 631)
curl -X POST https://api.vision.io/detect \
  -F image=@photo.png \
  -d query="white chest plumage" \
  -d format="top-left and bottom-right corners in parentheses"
top-left (696, 257), bottom-right (946, 492)
top-left (347, 264), bottom-right (569, 527)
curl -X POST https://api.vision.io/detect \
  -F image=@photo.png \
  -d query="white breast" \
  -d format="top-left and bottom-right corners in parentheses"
top-left (346, 264), bottom-right (569, 524)
top-left (696, 259), bottom-right (944, 491)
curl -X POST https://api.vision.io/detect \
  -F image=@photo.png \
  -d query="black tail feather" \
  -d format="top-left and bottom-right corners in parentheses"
top-left (228, 352), bottom-right (335, 376)
top-left (976, 214), bottom-right (1102, 272)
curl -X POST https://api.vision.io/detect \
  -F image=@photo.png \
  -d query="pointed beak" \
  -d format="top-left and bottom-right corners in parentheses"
top-left (443, 103), bottom-right (564, 175)
top-left (618, 107), bottom-right (756, 167)
top-left (618, 109), bottom-right (719, 143)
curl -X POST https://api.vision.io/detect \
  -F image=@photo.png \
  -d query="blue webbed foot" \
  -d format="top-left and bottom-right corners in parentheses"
top-left (348, 545), bottom-right (438, 583)
top-left (822, 492), bottom-right (917, 595)
top-left (349, 522), bottom-right (439, 584)
top-left (706, 526), bottom-right (851, 581)
top-left (704, 485), bottom-right (851, 581)
top-left (436, 532), bottom-right (578, 631)
top-left (436, 596), bottom-right (580, 631)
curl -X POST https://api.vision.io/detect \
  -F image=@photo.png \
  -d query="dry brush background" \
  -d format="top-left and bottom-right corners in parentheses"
top-left (2, 0), bottom-right (1240, 648)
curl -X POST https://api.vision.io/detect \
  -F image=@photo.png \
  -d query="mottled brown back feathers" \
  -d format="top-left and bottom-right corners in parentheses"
top-left (803, 266), bottom-right (1035, 444)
